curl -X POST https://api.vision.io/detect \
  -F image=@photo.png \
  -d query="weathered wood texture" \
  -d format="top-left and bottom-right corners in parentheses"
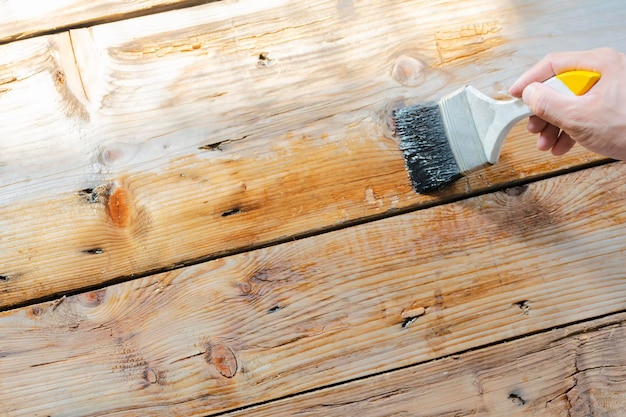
top-left (0, 0), bottom-right (215, 44)
top-left (1, 0), bottom-right (623, 309)
top-left (227, 313), bottom-right (626, 416)
top-left (2, 162), bottom-right (626, 416)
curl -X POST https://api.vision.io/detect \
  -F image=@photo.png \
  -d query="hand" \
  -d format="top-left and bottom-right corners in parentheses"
top-left (509, 48), bottom-right (626, 160)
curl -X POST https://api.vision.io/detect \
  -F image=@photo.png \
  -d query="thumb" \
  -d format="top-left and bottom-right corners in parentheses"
top-left (522, 82), bottom-right (576, 129)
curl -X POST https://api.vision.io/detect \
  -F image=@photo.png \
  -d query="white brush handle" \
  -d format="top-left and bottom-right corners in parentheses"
top-left (476, 76), bottom-right (576, 163)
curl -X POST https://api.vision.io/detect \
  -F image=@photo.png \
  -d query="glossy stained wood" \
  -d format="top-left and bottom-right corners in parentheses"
top-left (1, 0), bottom-right (623, 308)
top-left (1, 162), bottom-right (626, 416)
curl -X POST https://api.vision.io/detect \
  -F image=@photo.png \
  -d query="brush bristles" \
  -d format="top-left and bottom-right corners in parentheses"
top-left (394, 103), bottom-right (462, 193)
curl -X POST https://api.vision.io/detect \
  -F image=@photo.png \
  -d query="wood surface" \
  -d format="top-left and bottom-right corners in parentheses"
top-left (226, 312), bottom-right (626, 416)
top-left (1, 0), bottom-right (624, 309)
top-left (2, 162), bottom-right (626, 416)
top-left (0, 0), bottom-right (214, 44)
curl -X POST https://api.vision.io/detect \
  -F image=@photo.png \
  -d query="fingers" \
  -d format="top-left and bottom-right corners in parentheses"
top-left (536, 123), bottom-right (560, 151)
top-left (509, 48), bottom-right (626, 160)
top-left (509, 49), bottom-right (607, 97)
top-left (521, 82), bottom-right (577, 129)
top-left (527, 116), bottom-right (547, 134)
top-left (534, 122), bottom-right (576, 156)
top-left (551, 131), bottom-right (576, 156)
top-left (520, 78), bottom-right (579, 156)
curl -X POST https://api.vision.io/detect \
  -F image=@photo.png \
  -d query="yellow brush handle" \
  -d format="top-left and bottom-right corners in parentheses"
top-left (556, 70), bottom-right (601, 95)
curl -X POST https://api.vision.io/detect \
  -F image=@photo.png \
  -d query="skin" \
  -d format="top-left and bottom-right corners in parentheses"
top-left (509, 48), bottom-right (626, 160)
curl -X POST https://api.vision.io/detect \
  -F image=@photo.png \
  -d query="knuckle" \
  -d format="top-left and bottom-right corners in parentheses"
top-left (595, 47), bottom-right (625, 66)
top-left (531, 93), bottom-right (551, 119)
top-left (544, 51), bottom-right (559, 61)
top-left (562, 106), bottom-right (591, 139)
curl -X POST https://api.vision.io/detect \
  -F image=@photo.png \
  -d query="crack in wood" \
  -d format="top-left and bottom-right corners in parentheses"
top-left (316, 388), bottom-right (410, 409)
top-left (50, 295), bottom-right (67, 312)
top-left (67, 31), bottom-right (89, 103)
top-left (171, 351), bottom-right (205, 364)
top-left (198, 135), bottom-right (249, 152)
top-left (512, 300), bottom-right (531, 315)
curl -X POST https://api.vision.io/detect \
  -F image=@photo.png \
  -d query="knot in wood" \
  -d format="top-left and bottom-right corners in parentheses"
top-left (76, 289), bottom-right (107, 308)
top-left (238, 281), bottom-right (253, 296)
top-left (106, 185), bottom-right (132, 228)
top-left (144, 368), bottom-right (158, 384)
top-left (391, 55), bottom-right (426, 87)
top-left (206, 344), bottom-right (238, 378)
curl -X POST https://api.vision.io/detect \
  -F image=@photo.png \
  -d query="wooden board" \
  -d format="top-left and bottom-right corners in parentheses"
top-left (2, 162), bottom-right (626, 416)
top-left (225, 312), bottom-right (626, 416)
top-left (0, 0), bottom-right (213, 44)
top-left (1, 0), bottom-right (624, 309)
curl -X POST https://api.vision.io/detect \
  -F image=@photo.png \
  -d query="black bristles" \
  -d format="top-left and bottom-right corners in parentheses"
top-left (393, 103), bottom-right (462, 193)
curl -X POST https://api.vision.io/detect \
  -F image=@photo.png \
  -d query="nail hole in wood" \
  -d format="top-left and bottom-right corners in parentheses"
top-left (268, 305), bottom-right (282, 313)
top-left (0, 275), bottom-right (8, 282)
top-left (513, 300), bottom-right (531, 315)
top-left (222, 207), bottom-right (242, 217)
top-left (78, 188), bottom-right (98, 203)
top-left (257, 52), bottom-right (274, 67)
top-left (401, 306), bottom-right (425, 328)
top-left (508, 393), bottom-right (526, 406)
top-left (78, 184), bottom-right (111, 204)
top-left (401, 316), bottom-right (419, 328)
top-left (82, 248), bottom-right (104, 255)
top-left (503, 184), bottom-right (528, 196)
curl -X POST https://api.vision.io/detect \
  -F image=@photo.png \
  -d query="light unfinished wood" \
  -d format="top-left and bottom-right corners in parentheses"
top-left (6, 0), bottom-right (624, 204)
top-left (1, 162), bottom-right (626, 416)
top-left (1, 0), bottom-right (624, 308)
top-left (0, 0), bottom-right (213, 44)
top-left (226, 313), bottom-right (626, 416)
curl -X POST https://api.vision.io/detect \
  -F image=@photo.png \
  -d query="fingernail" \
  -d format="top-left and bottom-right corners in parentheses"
top-left (508, 81), bottom-right (520, 97)
top-left (522, 84), bottom-right (536, 104)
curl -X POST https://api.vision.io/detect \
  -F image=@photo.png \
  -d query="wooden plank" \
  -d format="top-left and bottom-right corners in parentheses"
top-left (2, 0), bottom-right (625, 308)
top-left (224, 312), bottom-right (626, 416)
top-left (1, 162), bottom-right (626, 416)
top-left (0, 0), bottom-right (214, 44)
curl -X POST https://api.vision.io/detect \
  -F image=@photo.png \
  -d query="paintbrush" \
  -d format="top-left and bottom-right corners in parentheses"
top-left (393, 70), bottom-right (600, 193)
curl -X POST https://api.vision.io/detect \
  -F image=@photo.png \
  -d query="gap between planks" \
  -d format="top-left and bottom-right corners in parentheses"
top-left (3, 160), bottom-right (626, 415)
top-left (0, 0), bottom-right (221, 45)
top-left (211, 308), bottom-right (626, 417)
top-left (2, 0), bottom-right (623, 309)
top-left (0, 158), bottom-right (614, 314)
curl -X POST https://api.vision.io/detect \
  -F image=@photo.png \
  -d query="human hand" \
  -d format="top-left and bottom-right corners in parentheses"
top-left (509, 48), bottom-right (626, 160)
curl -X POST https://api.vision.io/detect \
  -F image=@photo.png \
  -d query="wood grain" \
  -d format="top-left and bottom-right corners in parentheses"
top-left (1, 162), bottom-right (626, 416)
top-left (224, 313), bottom-right (626, 416)
top-left (1, 0), bottom-right (625, 307)
top-left (0, 0), bottom-right (215, 44)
